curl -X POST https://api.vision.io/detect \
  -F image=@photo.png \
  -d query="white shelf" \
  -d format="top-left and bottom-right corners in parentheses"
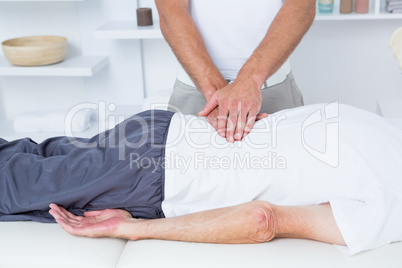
top-left (0, 55), bottom-right (109, 77)
top-left (94, 21), bottom-right (163, 39)
top-left (95, 10), bottom-right (402, 41)
top-left (316, 12), bottom-right (402, 20)
top-left (316, 0), bottom-right (402, 21)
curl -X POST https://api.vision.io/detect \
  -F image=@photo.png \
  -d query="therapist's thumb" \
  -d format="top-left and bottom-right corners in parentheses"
top-left (198, 96), bottom-right (219, 117)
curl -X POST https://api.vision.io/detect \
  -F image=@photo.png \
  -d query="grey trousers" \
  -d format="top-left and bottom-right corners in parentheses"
top-left (0, 110), bottom-right (174, 223)
top-left (168, 71), bottom-right (304, 115)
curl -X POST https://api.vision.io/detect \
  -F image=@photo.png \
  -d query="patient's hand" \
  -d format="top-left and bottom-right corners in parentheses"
top-left (49, 203), bottom-right (135, 239)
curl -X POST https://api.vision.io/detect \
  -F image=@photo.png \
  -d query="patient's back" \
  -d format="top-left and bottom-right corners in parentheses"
top-left (162, 103), bottom-right (402, 217)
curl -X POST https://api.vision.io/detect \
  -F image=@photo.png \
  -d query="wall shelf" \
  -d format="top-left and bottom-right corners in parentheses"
top-left (94, 21), bottom-right (163, 39)
top-left (95, 11), bottom-right (402, 41)
top-left (316, 11), bottom-right (402, 21)
top-left (0, 55), bottom-right (109, 77)
top-left (0, 0), bottom-right (84, 2)
top-left (316, 0), bottom-right (402, 21)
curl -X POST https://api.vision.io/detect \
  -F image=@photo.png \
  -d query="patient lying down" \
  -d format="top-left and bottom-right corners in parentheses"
top-left (1, 103), bottom-right (401, 256)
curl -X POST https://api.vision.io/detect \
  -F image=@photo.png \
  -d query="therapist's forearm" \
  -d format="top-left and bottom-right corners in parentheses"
top-left (237, 0), bottom-right (316, 88)
top-left (155, 0), bottom-right (227, 101)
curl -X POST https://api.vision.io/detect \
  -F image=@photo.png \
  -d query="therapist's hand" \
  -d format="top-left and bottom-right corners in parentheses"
top-left (206, 107), bottom-right (268, 139)
top-left (205, 107), bottom-right (220, 131)
top-left (199, 79), bottom-right (263, 142)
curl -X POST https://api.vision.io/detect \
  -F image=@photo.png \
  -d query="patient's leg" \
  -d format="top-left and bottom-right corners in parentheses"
top-left (0, 137), bottom-right (83, 160)
top-left (51, 201), bottom-right (346, 246)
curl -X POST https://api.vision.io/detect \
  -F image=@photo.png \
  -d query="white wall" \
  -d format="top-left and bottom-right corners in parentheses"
top-left (291, 19), bottom-right (402, 112)
top-left (76, 0), bottom-right (145, 106)
top-left (0, 0), bottom-right (146, 121)
top-left (139, 0), bottom-right (178, 97)
top-left (0, 2), bottom-right (86, 119)
top-left (0, 85), bottom-right (4, 119)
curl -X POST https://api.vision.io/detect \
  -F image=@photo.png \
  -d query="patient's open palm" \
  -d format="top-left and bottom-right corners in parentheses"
top-left (49, 203), bottom-right (133, 238)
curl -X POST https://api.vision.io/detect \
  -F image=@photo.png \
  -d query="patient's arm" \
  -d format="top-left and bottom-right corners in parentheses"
top-left (49, 202), bottom-right (345, 246)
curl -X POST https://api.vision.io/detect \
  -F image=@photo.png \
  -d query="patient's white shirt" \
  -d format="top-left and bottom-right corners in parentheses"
top-left (162, 103), bottom-right (402, 255)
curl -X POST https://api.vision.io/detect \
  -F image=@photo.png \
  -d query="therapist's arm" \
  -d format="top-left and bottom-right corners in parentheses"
top-left (199, 0), bottom-right (316, 142)
top-left (49, 202), bottom-right (345, 246)
top-left (155, 0), bottom-right (227, 102)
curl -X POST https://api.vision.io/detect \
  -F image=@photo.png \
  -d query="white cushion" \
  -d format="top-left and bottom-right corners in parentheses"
top-left (0, 222), bottom-right (127, 268)
top-left (117, 239), bottom-right (402, 268)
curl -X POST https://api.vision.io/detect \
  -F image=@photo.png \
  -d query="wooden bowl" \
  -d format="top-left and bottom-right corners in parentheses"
top-left (1, 36), bottom-right (68, 66)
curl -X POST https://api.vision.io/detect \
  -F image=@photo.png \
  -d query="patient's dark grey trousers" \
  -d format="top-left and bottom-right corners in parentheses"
top-left (0, 110), bottom-right (174, 223)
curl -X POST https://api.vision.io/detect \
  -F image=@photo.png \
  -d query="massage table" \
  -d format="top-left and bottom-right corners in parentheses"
top-left (1, 93), bottom-right (402, 267)
top-left (1, 221), bottom-right (402, 267)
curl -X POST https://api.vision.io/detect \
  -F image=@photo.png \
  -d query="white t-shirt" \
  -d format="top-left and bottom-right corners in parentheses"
top-left (185, 0), bottom-right (289, 84)
top-left (162, 103), bottom-right (402, 255)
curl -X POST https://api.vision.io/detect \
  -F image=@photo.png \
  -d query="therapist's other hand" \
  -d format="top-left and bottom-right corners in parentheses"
top-left (49, 203), bottom-right (135, 239)
top-left (199, 79), bottom-right (263, 142)
top-left (205, 107), bottom-right (220, 131)
top-left (206, 108), bottom-right (268, 139)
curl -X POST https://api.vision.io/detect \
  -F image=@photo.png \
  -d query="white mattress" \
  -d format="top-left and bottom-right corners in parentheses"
top-left (1, 221), bottom-right (401, 268)
top-left (0, 222), bottom-right (126, 268)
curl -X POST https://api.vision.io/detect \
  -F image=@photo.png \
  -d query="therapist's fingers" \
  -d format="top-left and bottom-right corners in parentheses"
top-left (244, 113), bottom-right (257, 134)
top-left (242, 113), bottom-right (268, 139)
top-left (226, 111), bottom-right (238, 143)
top-left (226, 102), bottom-right (241, 142)
top-left (218, 106), bottom-right (229, 138)
top-left (256, 113), bottom-right (268, 121)
top-left (198, 94), bottom-right (219, 117)
top-left (208, 117), bottom-right (219, 132)
top-left (206, 108), bottom-right (219, 131)
top-left (234, 109), bottom-right (247, 141)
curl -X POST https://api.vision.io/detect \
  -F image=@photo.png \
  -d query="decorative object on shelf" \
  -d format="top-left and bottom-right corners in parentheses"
top-left (386, 0), bottom-right (402, 13)
top-left (137, 8), bottom-right (153, 26)
top-left (318, 0), bottom-right (334, 13)
top-left (355, 0), bottom-right (369, 13)
top-left (389, 27), bottom-right (402, 69)
top-left (1, 36), bottom-right (68, 66)
top-left (340, 0), bottom-right (353, 14)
